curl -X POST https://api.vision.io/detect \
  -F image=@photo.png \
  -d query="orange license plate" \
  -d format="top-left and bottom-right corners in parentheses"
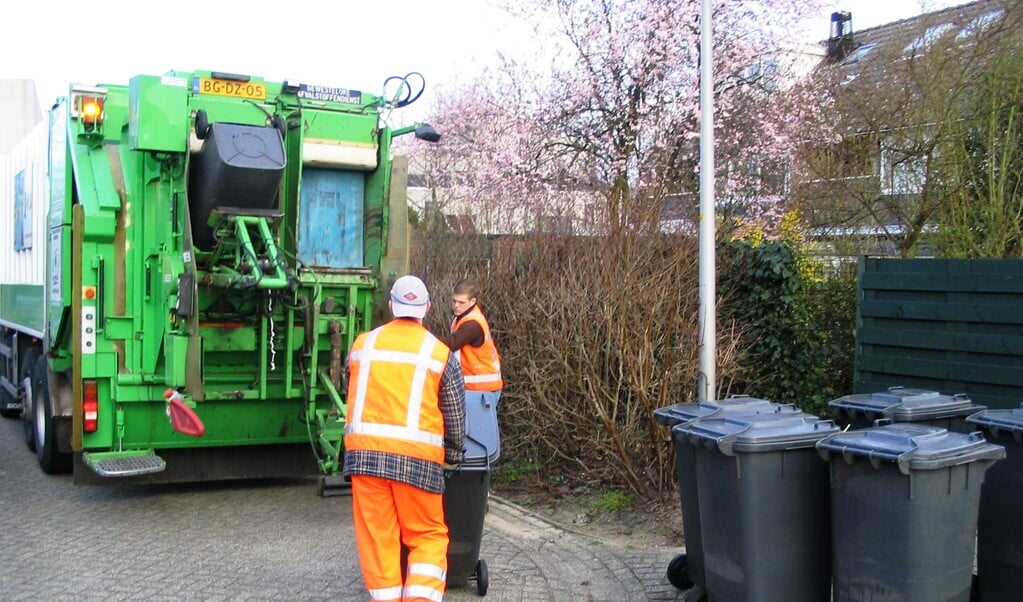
top-left (194, 77), bottom-right (266, 100)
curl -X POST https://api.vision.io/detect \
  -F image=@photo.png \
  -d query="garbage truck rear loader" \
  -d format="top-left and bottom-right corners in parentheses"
top-left (0, 70), bottom-right (436, 492)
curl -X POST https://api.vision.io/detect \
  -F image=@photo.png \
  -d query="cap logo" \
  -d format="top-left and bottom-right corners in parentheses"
top-left (403, 292), bottom-right (419, 302)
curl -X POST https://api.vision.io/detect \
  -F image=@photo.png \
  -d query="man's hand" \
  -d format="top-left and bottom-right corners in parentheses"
top-left (441, 462), bottom-right (460, 479)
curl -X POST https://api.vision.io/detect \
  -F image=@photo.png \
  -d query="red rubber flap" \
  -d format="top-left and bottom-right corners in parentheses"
top-left (166, 394), bottom-right (205, 437)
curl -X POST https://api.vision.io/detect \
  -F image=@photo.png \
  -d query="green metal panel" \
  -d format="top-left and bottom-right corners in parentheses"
top-left (47, 101), bottom-right (72, 351)
top-left (0, 283), bottom-right (45, 334)
top-left (856, 258), bottom-right (1023, 409)
top-left (163, 334), bottom-right (189, 386)
top-left (129, 74), bottom-right (189, 152)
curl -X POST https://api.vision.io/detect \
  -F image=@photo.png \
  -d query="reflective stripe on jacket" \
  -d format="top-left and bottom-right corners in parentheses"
top-left (345, 319), bottom-right (450, 464)
top-left (451, 305), bottom-right (503, 392)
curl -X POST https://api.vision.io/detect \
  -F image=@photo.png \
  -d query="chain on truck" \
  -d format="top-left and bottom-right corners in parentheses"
top-left (0, 69), bottom-right (439, 495)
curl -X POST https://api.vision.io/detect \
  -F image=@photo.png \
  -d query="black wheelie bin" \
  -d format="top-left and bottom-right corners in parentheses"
top-left (828, 386), bottom-right (985, 433)
top-left (967, 404), bottom-right (1023, 602)
top-left (817, 422), bottom-right (1004, 602)
top-left (676, 409), bottom-right (839, 602)
top-left (653, 396), bottom-right (795, 598)
top-left (444, 391), bottom-right (501, 596)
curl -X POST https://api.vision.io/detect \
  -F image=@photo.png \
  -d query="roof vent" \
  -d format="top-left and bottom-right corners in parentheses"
top-left (827, 11), bottom-right (856, 63)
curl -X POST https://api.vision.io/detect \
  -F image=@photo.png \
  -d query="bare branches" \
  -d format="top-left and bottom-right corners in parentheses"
top-left (414, 230), bottom-right (743, 500)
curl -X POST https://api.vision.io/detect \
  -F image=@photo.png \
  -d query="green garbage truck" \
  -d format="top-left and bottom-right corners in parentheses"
top-left (0, 69), bottom-right (437, 493)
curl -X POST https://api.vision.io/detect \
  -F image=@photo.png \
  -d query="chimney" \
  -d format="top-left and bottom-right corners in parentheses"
top-left (827, 11), bottom-right (855, 63)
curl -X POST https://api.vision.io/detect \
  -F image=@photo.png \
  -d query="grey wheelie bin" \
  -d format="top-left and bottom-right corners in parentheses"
top-left (817, 422), bottom-right (1004, 602)
top-left (653, 396), bottom-right (794, 597)
top-left (967, 404), bottom-right (1023, 602)
top-left (676, 410), bottom-right (839, 602)
top-left (444, 392), bottom-right (500, 596)
top-left (828, 386), bottom-right (985, 433)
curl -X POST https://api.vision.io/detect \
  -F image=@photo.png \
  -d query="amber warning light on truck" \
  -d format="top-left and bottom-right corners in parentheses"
top-left (81, 98), bottom-right (103, 123)
top-left (70, 87), bottom-right (107, 132)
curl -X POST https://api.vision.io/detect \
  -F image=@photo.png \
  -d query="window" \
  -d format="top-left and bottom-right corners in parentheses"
top-left (749, 56), bottom-right (781, 90)
top-left (444, 214), bottom-right (476, 234)
top-left (880, 147), bottom-right (926, 196)
top-left (956, 10), bottom-right (1004, 41)
top-left (841, 43), bottom-right (876, 66)
top-left (13, 167), bottom-right (33, 251)
top-left (903, 23), bottom-right (954, 55)
top-left (532, 214), bottom-right (573, 235)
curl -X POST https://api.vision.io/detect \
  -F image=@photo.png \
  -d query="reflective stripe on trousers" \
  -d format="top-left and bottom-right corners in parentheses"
top-left (351, 475), bottom-right (448, 602)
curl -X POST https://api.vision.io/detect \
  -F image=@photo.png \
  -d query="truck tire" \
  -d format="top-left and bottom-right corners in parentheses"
top-left (33, 355), bottom-right (72, 474)
top-left (20, 347), bottom-right (40, 450)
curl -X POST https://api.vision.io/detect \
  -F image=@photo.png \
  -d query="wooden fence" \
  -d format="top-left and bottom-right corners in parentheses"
top-left (856, 258), bottom-right (1023, 410)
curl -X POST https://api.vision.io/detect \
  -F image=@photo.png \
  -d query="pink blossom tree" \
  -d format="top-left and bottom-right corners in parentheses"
top-left (405, 0), bottom-right (829, 237)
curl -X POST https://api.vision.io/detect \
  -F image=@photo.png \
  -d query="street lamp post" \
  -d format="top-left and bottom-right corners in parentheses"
top-left (698, 0), bottom-right (716, 404)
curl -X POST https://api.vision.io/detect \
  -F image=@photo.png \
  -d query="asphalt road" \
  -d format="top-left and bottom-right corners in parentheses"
top-left (0, 417), bottom-right (688, 601)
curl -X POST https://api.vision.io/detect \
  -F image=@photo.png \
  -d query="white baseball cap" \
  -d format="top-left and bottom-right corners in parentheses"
top-left (390, 275), bottom-right (430, 318)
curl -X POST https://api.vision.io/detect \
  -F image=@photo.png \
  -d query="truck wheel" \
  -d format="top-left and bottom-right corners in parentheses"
top-left (20, 347), bottom-right (40, 450)
top-left (33, 355), bottom-right (71, 474)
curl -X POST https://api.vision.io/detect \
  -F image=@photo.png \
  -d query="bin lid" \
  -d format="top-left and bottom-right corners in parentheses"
top-left (828, 387), bottom-right (983, 421)
top-left (653, 395), bottom-right (779, 427)
top-left (966, 403), bottom-right (1023, 438)
top-left (816, 422), bottom-right (1005, 474)
top-left (675, 409), bottom-right (839, 456)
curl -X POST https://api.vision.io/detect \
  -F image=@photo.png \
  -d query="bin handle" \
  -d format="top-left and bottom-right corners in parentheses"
top-left (819, 442), bottom-right (914, 474)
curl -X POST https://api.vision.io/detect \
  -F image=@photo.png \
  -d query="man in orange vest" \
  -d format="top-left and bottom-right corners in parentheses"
top-left (343, 275), bottom-right (466, 602)
top-left (439, 279), bottom-right (503, 407)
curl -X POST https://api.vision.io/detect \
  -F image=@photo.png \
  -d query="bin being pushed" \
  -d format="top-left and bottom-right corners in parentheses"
top-left (818, 422), bottom-right (1004, 602)
top-left (402, 392), bottom-right (499, 597)
top-left (445, 390), bottom-right (501, 596)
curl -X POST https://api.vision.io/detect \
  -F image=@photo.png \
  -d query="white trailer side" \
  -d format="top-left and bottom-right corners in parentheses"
top-left (0, 118), bottom-right (49, 336)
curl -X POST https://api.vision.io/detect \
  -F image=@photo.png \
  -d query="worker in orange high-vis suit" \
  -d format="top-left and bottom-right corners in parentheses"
top-left (438, 279), bottom-right (503, 409)
top-left (343, 275), bottom-right (466, 602)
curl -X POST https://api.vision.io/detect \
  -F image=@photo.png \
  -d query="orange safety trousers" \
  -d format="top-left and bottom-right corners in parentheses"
top-left (351, 475), bottom-right (449, 602)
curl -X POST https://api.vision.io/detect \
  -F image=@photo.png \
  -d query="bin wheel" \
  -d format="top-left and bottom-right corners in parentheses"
top-left (271, 114), bottom-right (286, 137)
top-left (666, 553), bottom-right (694, 590)
top-left (194, 109), bottom-right (210, 140)
top-left (475, 558), bottom-right (489, 596)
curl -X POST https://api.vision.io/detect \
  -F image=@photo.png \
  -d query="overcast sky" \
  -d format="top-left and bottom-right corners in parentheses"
top-left (3, 0), bottom-right (975, 120)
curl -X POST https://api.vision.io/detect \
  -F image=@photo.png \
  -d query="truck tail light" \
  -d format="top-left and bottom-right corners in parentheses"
top-left (83, 380), bottom-right (98, 433)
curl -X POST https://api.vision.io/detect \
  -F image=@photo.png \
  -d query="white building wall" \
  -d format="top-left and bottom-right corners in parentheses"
top-left (0, 119), bottom-right (49, 287)
top-left (1, 79), bottom-right (43, 154)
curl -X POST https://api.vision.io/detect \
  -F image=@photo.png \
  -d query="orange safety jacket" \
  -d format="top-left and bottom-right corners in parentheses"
top-left (344, 319), bottom-right (450, 464)
top-left (451, 305), bottom-right (503, 392)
